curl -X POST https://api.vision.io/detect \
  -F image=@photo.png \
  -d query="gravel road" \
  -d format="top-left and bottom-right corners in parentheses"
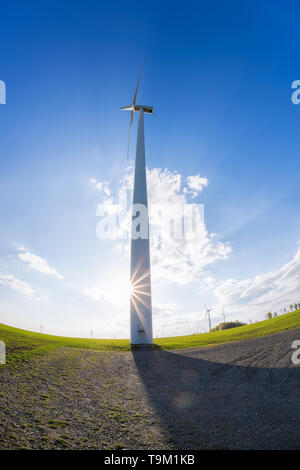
top-left (1, 327), bottom-right (300, 449)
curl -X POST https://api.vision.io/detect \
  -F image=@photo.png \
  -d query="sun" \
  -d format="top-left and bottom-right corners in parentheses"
top-left (128, 281), bottom-right (134, 297)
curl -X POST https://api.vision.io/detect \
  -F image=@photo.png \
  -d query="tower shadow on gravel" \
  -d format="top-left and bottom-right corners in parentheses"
top-left (132, 335), bottom-right (300, 450)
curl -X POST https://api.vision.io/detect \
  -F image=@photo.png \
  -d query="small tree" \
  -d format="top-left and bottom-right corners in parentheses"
top-left (273, 312), bottom-right (278, 317)
top-left (266, 312), bottom-right (272, 319)
top-left (211, 321), bottom-right (246, 331)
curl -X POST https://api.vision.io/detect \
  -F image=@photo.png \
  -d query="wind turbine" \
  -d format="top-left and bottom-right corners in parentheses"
top-left (121, 66), bottom-right (153, 345)
top-left (204, 304), bottom-right (212, 332)
top-left (121, 63), bottom-right (153, 159)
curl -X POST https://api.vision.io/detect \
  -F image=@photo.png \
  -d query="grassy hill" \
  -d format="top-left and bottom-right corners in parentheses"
top-left (1, 309), bottom-right (300, 364)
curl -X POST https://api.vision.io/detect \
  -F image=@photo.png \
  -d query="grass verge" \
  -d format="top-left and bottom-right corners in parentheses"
top-left (1, 309), bottom-right (300, 363)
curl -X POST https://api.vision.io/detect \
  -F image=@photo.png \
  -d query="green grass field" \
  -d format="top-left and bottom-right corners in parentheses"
top-left (1, 309), bottom-right (300, 364)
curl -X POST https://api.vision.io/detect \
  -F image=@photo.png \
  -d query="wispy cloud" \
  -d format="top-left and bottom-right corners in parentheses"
top-left (90, 178), bottom-right (111, 196)
top-left (82, 287), bottom-right (105, 302)
top-left (214, 244), bottom-right (300, 321)
top-left (82, 275), bottom-right (131, 308)
top-left (0, 272), bottom-right (46, 301)
top-left (152, 302), bottom-right (207, 336)
top-left (18, 247), bottom-right (63, 280)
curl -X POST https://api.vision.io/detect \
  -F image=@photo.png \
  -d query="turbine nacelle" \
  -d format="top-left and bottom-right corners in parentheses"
top-left (120, 104), bottom-right (153, 114)
top-left (121, 64), bottom-right (153, 158)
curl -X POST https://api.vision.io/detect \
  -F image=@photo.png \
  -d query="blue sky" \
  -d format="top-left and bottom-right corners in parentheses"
top-left (1, 0), bottom-right (300, 337)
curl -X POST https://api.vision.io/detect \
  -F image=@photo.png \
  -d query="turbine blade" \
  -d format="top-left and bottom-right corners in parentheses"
top-left (133, 63), bottom-right (145, 105)
top-left (127, 110), bottom-right (134, 159)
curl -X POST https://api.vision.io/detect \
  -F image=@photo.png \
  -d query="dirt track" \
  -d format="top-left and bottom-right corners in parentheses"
top-left (1, 327), bottom-right (300, 450)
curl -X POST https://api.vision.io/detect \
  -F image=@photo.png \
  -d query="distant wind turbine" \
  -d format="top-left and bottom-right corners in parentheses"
top-left (204, 304), bottom-right (212, 332)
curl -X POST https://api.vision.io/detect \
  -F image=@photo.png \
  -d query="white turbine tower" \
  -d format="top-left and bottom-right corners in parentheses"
top-left (121, 66), bottom-right (153, 345)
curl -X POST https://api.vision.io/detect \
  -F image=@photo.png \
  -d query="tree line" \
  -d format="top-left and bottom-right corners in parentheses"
top-left (265, 302), bottom-right (300, 319)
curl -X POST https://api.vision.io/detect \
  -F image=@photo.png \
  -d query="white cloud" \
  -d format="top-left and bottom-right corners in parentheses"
top-left (90, 178), bottom-right (111, 196)
top-left (185, 174), bottom-right (208, 197)
top-left (0, 272), bottom-right (45, 301)
top-left (18, 248), bottom-right (63, 280)
top-left (214, 245), bottom-right (300, 322)
top-left (91, 167), bottom-right (231, 285)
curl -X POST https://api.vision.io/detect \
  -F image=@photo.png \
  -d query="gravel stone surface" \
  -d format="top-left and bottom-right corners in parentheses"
top-left (1, 327), bottom-right (300, 449)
